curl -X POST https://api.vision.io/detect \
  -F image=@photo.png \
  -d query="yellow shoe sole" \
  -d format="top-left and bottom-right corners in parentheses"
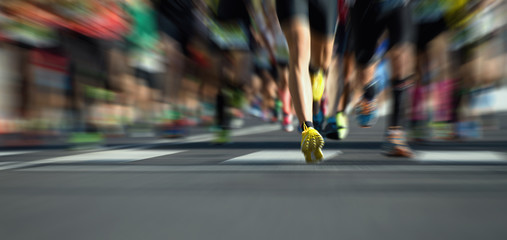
top-left (301, 127), bottom-right (325, 163)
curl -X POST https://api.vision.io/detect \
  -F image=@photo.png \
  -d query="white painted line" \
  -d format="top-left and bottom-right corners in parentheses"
top-left (0, 151), bottom-right (34, 157)
top-left (0, 162), bottom-right (37, 171)
top-left (150, 124), bottom-right (282, 145)
top-left (30, 149), bottom-right (185, 164)
top-left (16, 164), bottom-right (507, 173)
top-left (0, 124), bottom-right (282, 171)
top-left (229, 124), bottom-right (281, 137)
top-left (223, 150), bottom-right (342, 164)
top-left (0, 149), bottom-right (185, 171)
top-left (416, 151), bottom-right (507, 162)
top-left (0, 162), bottom-right (18, 166)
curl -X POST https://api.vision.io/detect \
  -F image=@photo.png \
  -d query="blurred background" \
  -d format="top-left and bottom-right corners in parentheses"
top-left (2, 2), bottom-right (507, 239)
top-left (0, 0), bottom-right (506, 147)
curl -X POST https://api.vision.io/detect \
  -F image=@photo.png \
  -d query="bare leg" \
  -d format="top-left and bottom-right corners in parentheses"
top-left (387, 43), bottom-right (415, 128)
top-left (310, 32), bottom-right (335, 115)
top-left (277, 65), bottom-right (292, 115)
top-left (280, 17), bottom-right (312, 124)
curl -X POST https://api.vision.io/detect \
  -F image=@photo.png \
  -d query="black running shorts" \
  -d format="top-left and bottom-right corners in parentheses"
top-left (276, 0), bottom-right (338, 36)
top-left (351, 1), bottom-right (413, 66)
top-left (416, 17), bottom-right (447, 52)
top-left (334, 22), bottom-right (355, 56)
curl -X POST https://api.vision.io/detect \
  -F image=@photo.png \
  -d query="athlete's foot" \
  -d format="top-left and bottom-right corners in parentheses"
top-left (270, 116), bottom-right (278, 124)
top-left (382, 126), bottom-right (414, 158)
top-left (336, 112), bottom-right (349, 140)
top-left (431, 121), bottom-right (455, 140)
top-left (355, 97), bottom-right (378, 128)
top-left (212, 128), bottom-right (231, 145)
top-left (324, 112), bottom-right (348, 140)
top-left (301, 124), bottom-right (325, 163)
top-left (313, 110), bottom-right (324, 132)
top-left (282, 114), bottom-right (294, 132)
top-left (323, 116), bottom-right (338, 140)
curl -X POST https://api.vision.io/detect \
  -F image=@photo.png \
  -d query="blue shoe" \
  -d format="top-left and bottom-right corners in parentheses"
top-left (313, 110), bottom-right (324, 132)
top-left (324, 112), bottom-right (349, 140)
top-left (324, 116), bottom-right (338, 140)
top-left (355, 97), bottom-right (378, 128)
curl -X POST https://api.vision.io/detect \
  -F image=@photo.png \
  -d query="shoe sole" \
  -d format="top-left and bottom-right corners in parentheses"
top-left (382, 148), bottom-right (415, 158)
top-left (302, 132), bottom-right (325, 163)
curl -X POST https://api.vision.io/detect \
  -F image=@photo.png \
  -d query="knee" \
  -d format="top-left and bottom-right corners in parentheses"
top-left (389, 45), bottom-right (415, 77)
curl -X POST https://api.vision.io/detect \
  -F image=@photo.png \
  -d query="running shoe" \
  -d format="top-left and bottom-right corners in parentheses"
top-left (301, 124), bottom-right (325, 163)
top-left (313, 110), bottom-right (324, 132)
top-left (323, 116), bottom-right (338, 140)
top-left (355, 97), bottom-right (378, 128)
top-left (382, 127), bottom-right (414, 158)
top-left (409, 122), bottom-right (428, 142)
top-left (282, 114), bottom-right (294, 132)
top-left (324, 112), bottom-right (349, 140)
top-left (311, 70), bottom-right (325, 102)
top-left (336, 112), bottom-right (349, 140)
top-left (431, 121), bottom-right (454, 140)
top-left (213, 129), bottom-right (231, 144)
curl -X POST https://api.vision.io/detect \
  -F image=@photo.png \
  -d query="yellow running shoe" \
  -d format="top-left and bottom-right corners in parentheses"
top-left (311, 70), bottom-right (325, 102)
top-left (301, 124), bottom-right (325, 163)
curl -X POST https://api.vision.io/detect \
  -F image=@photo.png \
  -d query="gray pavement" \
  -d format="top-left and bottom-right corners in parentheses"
top-left (1, 115), bottom-right (507, 240)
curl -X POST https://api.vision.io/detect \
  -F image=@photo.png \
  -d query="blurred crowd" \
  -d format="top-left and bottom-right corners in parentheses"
top-left (0, 0), bottom-right (506, 147)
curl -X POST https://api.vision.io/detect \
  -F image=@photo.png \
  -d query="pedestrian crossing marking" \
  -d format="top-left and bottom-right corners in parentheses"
top-left (0, 151), bottom-right (35, 157)
top-left (29, 149), bottom-right (186, 164)
top-left (415, 151), bottom-right (506, 162)
top-left (0, 149), bottom-right (186, 171)
top-left (0, 161), bottom-right (18, 166)
top-left (222, 150), bottom-right (342, 164)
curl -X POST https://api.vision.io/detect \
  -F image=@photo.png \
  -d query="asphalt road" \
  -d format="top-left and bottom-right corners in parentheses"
top-left (1, 115), bottom-right (507, 240)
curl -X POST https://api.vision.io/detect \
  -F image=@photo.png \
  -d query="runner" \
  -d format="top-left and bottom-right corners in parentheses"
top-left (151, 0), bottom-right (197, 137)
top-left (324, 0), bottom-right (354, 140)
top-left (350, 0), bottom-right (415, 157)
top-left (410, 0), bottom-right (453, 141)
top-left (261, 0), bottom-right (294, 131)
top-left (209, 0), bottom-right (275, 143)
top-left (276, 0), bottom-right (338, 163)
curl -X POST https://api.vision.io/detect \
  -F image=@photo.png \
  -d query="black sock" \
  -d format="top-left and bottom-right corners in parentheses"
top-left (301, 121), bottom-right (314, 129)
top-left (363, 82), bottom-right (376, 101)
top-left (309, 66), bottom-right (319, 75)
top-left (390, 77), bottom-right (413, 127)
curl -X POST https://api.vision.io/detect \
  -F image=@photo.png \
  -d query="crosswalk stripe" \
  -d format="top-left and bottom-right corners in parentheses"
top-left (222, 150), bottom-right (342, 164)
top-left (150, 124), bottom-right (282, 145)
top-left (0, 149), bottom-right (185, 171)
top-left (30, 149), bottom-right (186, 164)
top-left (415, 151), bottom-right (507, 162)
top-left (0, 161), bottom-right (18, 166)
top-left (0, 151), bottom-right (35, 157)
